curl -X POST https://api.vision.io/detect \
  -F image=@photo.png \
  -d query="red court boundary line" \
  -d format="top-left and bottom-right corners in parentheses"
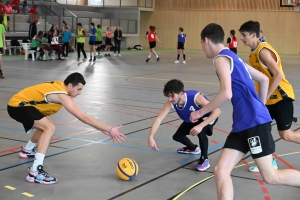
top-left (272, 153), bottom-right (295, 169)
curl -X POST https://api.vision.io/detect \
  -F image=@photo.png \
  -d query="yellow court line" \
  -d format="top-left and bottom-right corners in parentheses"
top-left (173, 150), bottom-right (300, 199)
top-left (22, 192), bottom-right (34, 197)
top-left (4, 185), bottom-right (16, 190)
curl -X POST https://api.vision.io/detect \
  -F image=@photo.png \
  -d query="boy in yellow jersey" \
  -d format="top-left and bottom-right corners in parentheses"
top-left (7, 72), bottom-right (125, 184)
top-left (239, 20), bottom-right (298, 172)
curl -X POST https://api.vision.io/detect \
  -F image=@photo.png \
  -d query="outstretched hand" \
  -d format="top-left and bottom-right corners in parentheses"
top-left (103, 125), bottom-right (126, 143)
top-left (148, 137), bottom-right (159, 151)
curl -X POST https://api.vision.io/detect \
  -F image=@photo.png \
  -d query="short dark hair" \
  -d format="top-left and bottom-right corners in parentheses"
top-left (239, 20), bottom-right (260, 38)
top-left (77, 23), bottom-right (82, 27)
top-left (163, 79), bottom-right (184, 97)
top-left (90, 22), bottom-right (94, 27)
top-left (64, 72), bottom-right (86, 86)
top-left (97, 24), bottom-right (101, 28)
top-left (179, 27), bottom-right (184, 32)
top-left (200, 23), bottom-right (224, 44)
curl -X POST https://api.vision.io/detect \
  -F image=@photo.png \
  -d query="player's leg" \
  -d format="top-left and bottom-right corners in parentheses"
top-left (89, 44), bottom-right (93, 61)
top-left (175, 45), bottom-right (180, 63)
top-left (214, 148), bottom-right (245, 200)
top-left (19, 129), bottom-right (41, 158)
top-left (173, 122), bottom-right (200, 154)
top-left (182, 48), bottom-right (186, 64)
top-left (0, 48), bottom-right (4, 78)
top-left (196, 125), bottom-right (210, 171)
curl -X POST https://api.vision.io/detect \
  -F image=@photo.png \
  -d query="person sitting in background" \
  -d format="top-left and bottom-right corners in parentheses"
top-left (10, 0), bottom-right (20, 14)
top-left (40, 32), bottom-right (53, 59)
top-left (28, 5), bottom-right (39, 23)
top-left (0, 0), bottom-right (6, 25)
top-left (50, 30), bottom-right (63, 60)
top-left (5, 2), bottom-right (12, 31)
top-left (30, 31), bottom-right (47, 60)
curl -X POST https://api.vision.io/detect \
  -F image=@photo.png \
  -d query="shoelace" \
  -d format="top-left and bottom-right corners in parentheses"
top-left (38, 169), bottom-right (49, 177)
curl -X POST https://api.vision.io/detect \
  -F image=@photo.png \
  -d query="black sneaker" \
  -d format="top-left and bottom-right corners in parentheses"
top-left (108, 54), bottom-right (111, 57)
top-left (0, 71), bottom-right (4, 78)
top-left (146, 58), bottom-right (150, 62)
top-left (93, 57), bottom-right (96, 62)
top-left (157, 57), bottom-right (160, 61)
top-left (89, 57), bottom-right (92, 62)
top-left (104, 54), bottom-right (107, 57)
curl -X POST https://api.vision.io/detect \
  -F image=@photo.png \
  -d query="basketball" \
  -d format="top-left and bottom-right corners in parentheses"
top-left (116, 158), bottom-right (138, 181)
top-left (21, 50), bottom-right (25, 55)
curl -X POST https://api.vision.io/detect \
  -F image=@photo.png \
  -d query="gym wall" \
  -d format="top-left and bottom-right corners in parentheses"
top-left (140, 0), bottom-right (300, 55)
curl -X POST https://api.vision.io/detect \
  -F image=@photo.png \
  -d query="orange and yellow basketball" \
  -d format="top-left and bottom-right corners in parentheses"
top-left (116, 158), bottom-right (139, 181)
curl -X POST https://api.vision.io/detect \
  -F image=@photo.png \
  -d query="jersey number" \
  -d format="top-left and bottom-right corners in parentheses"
top-left (189, 106), bottom-right (196, 112)
top-left (150, 34), bottom-right (155, 39)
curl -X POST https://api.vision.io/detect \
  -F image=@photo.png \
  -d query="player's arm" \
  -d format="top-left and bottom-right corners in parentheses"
top-left (148, 101), bottom-right (172, 151)
top-left (48, 93), bottom-right (125, 143)
top-left (156, 35), bottom-right (162, 43)
top-left (190, 56), bottom-right (232, 122)
top-left (259, 48), bottom-right (282, 100)
top-left (2, 31), bottom-right (6, 50)
top-left (190, 94), bottom-right (221, 136)
top-left (226, 37), bottom-right (231, 47)
top-left (245, 63), bottom-right (269, 104)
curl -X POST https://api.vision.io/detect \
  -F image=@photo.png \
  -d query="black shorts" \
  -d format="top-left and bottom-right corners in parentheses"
top-left (177, 42), bottom-right (185, 50)
top-left (7, 105), bottom-right (44, 133)
top-left (96, 41), bottom-right (102, 45)
top-left (267, 99), bottom-right (294, 131)
top-left (175, 117), bottom-right (218, 137)
top-left (224, 122), bottom-right (275, 159)
top-left (149, 41), bottom-right (156, 49)
top-left (105, 38), bottom-right (112, 46)
top-left (7, 16), bottom-right (10, 21)
top-left (89, 41), bottom-right (97, 45)
top-left (229, 48), bottom-right (237, 54)
top-left (0, 47), bottom-right (3, 55)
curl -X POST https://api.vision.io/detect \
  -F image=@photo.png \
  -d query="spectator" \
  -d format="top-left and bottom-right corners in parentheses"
top-left (20, 0), bottom-right (26, 14)
top-left (10, 0), bottom-right (20, 14)
top-left (0, 21), bottom-right (5, 78)
top-left (227, 29), bottom-right (238, 54)
top-left (62, 26), bottom-right (71, 58)
top-left (30, 31), bottom-right (46, 60)
top-left (50, 30), bottom-right (63, 60)
top-left (0, 0), bottom-right (6, 24)
top-left (40, 32), bottom-right (53, 59)
top-left (104, 26), bottom-right (112, 57)
top-left (96, 24), bottom-right (102, 55)
top-left (88, 22), bottom-right (96, 62)
top-left (5, 2), bottom-right (12, 31)
top-left (28, 5), bottom-right (39, 22)
top-left (113, 26), bottom-right (122, 56)
top-left (28, 18), bottom-right (37, 41)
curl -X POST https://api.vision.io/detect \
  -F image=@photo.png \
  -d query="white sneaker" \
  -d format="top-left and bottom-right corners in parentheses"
top-left (118, 54), bottom-right (121, 56)
top-left (174, 60), bottom-right (179, 64)
top-left (183, 61), bottom-right (186, 64)
top-left (249, 158), bottom-right (278, 172)
top-left (114, 53), bottom-right (116, 56)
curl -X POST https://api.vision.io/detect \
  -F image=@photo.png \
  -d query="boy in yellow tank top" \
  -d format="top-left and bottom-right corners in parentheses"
top-left (7, 72), bottom-right (125, 184)
top-left (239, 20), bottom-right (299, 172)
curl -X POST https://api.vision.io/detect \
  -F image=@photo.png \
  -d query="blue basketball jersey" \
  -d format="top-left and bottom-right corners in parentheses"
top-left (214, 48), bottom-right (271, 132)
top-left (178, 32), bottom-right (186, 43)
top-left (172, 90), bottom-right (209, 123)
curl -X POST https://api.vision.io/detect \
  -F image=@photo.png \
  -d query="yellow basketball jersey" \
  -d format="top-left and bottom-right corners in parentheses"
top-left (249, 42), bottom-right (294, 105)
top-left (8, 81), bottom-right (68, 116)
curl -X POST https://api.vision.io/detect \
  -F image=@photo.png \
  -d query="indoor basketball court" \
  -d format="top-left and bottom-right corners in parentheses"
top-left (0, 0), bottom-right (300, 199)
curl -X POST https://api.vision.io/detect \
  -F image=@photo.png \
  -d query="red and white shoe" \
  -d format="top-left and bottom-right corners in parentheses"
top-left (19, 146), bottom-right (36, 158)
top-left (26, 165), bottom-right (58, 184)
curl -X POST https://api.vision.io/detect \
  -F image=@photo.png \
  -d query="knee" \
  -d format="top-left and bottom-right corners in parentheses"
top-left (44, 122), bottom-right (56, 134)
top-left (214, 164), bottom-right (231, 180)
top-left (172, 134), bottom-right (181, 142)
top-left (262, 174), bottom-right (277, 185)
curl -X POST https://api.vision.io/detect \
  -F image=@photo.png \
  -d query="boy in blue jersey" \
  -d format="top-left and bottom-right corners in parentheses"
top-left (88, 22), bottom-right (97, 62)
top-left (191, 23), bottom-right (300, 199)
top-left (62, 26), bottom-right (72, 59)
top-left (175, 27), bottom-right (187, 64)
top-left (148, 79), bottom-right (221, 171)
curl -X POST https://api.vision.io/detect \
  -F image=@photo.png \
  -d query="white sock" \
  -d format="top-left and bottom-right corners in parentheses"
top-left (32, 153), bottom-right (45, 171)
top-left (156, 55), bottom-right (159, 58)
top-left (24, 140), bottom-right (36, 151)
top-left (148, 55), bottom-right (151, 58)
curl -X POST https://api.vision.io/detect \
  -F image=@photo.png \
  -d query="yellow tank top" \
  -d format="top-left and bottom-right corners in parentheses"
top-left (77, 29), bottom-right (85, 43)
top-left (8, 81), bottom-right (68, 116)
top-left (249, 42), bottom-right (294, 105)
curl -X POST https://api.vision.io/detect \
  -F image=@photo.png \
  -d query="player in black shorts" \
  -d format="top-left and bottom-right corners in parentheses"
top-left (174, 27), bottom-right (187, 64)
top-left (104, 27), bottom-right (113, 57)
top-left (145, 26), bottom-right (162, 62)
top-left (0, 22), bottom-right (5, 78)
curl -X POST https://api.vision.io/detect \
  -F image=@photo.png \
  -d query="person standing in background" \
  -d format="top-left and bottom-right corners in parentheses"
top-left (95, 24), bottom-right (102, 55)
top-left (62, 26), bottom-right (72, 59)
top-left (113, 26), bottom-right (122, 57)
top-left (88, 22), bottom-right (97, 62)
top-left (104, 26), bottom-right (112, 57)
top-left (4, 2), bottom-right (12, 31)
top-left (227, 29), bottom-right (238, 54)
top-left (76, 23), bottom-right (87, 62)
top-left (20, 0), bottom-right (26, 14)
top-left (174, 27), bottom-right (187, 64)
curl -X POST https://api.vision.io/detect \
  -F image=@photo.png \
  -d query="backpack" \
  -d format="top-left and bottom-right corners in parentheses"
top-left (11, 39), bottom-right (20, 46)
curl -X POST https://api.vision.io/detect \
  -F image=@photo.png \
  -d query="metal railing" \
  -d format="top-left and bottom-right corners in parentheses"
top-left (56, 0), bottom-right (153, 8)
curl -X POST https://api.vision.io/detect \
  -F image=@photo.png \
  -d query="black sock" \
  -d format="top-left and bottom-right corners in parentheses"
top-left (177, 54), bottom-right (180, 60)
top-left (198, 132), bottom-right (208, 164)
top-left (183, 54), bottom-right (186, 60)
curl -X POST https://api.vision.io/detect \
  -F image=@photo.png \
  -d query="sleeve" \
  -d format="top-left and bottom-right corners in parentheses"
top-left (226, 37), bottom-right (231, 44)
top-left (184, 33), bottom-right (186, 38)
top-left (82, 30), bottom-right (86, 36)
top-left (146, 31), bottom-right (148, 35)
